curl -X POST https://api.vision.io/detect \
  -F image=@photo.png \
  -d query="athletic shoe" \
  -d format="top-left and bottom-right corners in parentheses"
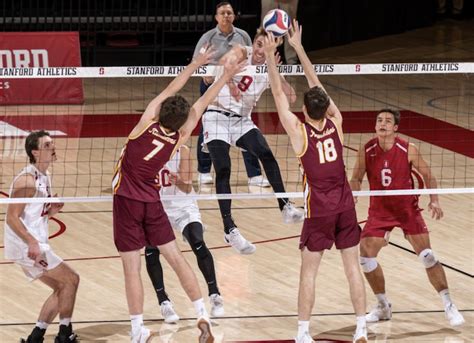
top-left (130, 325), bottom-right (151, 343)
top-left (161, 300), bottom-right (180, 323)
top-left (224, 228), bottom-right (256, 255)
top-left (366, 302), bottom-right (392, 322)
top-left (445, 303), bottom-right (465, 326)
top-left (294, 331), bottom-right (314, 343)
top-left (197, 316), bottom-right (214, 343)
top-left (210, 294), bottom-right (225, 317)
top-left (248, 175), bottom-right (270, 187)
top-left (353, 325), bottom-right (368, 342)
top-left (54, 324), bottom-right (78, 343)
top-left (20, 327), bottom-right (46, 343)
top-left (198, 173), bottom-right (213, 185)
top-left (281, 203), bottom-right (304, 224)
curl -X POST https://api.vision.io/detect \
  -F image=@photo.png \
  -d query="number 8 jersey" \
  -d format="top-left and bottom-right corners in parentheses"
top-left (113, 122), bottom-right (180, 202)
top-left (297, 118), bottom-right (354, 218)
top-left (364, 136), bottom-right (420, 218)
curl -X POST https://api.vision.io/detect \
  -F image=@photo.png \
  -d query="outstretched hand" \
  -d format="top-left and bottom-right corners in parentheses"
top-left (263, 32), bottom-right (279, 57)
top-left (287, 19), bottom-right (302, 49)
top-left (223, 58), bottom-right (247, 78)
top-left (194, 44), bottom-right (216, 66)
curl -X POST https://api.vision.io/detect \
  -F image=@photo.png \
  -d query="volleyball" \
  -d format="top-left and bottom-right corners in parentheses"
top-left (262, 9), bottom-right (290, 37)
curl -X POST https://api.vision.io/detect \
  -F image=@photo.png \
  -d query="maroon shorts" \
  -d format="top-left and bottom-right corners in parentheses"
top-left (113, 195), bottom-right (175, 252)
top-left (299, 208), bottom-right (361, 252)
top-left (362, 211), bottom-right (428, 239)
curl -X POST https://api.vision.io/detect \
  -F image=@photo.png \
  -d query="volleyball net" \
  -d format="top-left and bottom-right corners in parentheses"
top-left (1, 62), bottom-right (473, 204)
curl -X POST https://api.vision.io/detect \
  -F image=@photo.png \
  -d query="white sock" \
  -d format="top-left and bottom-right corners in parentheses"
top-left (356, 315), bottom-right (366, 330)
top-left (375, 293), bottom-right (389, 306)
top-left (297, 320), bottom-right (310, 338)
top-left (439, 289), bottom-right (452, 308)
top-left (36, 321), bottom-right (49, 330)
top-left (130, 314), bottom-right (143, 333)
top-left (193, 298), bottom-right (207, 317)
top-left (59, 318), bottom-right (71, 327)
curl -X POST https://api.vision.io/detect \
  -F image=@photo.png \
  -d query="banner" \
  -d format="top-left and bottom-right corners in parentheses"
top-left (0, 32), bottom-right (84, 104)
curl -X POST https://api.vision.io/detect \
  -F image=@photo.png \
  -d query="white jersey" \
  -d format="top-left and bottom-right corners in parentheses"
top-left (209, 47), bottom-right (270, 118)
top-left (158, 149), bottom-right (201, 233)
top-left (4, 164), bottom-right (52, 260)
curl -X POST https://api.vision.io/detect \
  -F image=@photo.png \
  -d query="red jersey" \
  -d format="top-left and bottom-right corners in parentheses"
top-left (365, 136), bottom-right (420, 218)
top-left (298, 119), bottom-right (354, 218)
top-left (113, 122), bottom-right (180, 202)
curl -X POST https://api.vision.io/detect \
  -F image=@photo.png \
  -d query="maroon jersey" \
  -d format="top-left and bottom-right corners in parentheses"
top-left (298, 119), bottom-right (354, 218)
top-left (113, 122), bottom-right (180, 202)
top-left (365, 136), bottom-right (420, 218)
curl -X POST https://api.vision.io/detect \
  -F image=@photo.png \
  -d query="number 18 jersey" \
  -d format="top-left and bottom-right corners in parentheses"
top-left (297, 118), bottom-right (354, 218)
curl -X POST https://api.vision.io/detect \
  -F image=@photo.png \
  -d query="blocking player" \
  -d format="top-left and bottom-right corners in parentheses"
top-left (350, 108), bottom-right (465, 327)
top-left (263, 21), bottom-right (368, 343)
top-left (4, 130), bottom-right (80, 343)
top-left (112, 46), bottom-right (242, 342)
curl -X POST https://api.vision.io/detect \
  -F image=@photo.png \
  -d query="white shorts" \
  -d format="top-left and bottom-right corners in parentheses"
top-left (163, 200), bottom-right (202, 233)
top-left (202, 110), bottom-right (257, 147)
top-left (12, 244), bottom-right (63, 281)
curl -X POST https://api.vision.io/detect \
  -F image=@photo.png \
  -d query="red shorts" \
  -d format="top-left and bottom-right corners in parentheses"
top-left (361, 211), bottom-right (428, 239)
top-left (299, 208), bottom-right (361, 252)
top-left (113, 195), bottom-right (175, 252)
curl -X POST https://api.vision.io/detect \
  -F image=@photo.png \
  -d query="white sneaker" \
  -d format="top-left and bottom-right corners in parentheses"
top-left (445, 303), bottom-right (465, 326)
top-left (353, 325), bottom-right (368, 342)
top-left (248, 175), bottom-right (271, 187)
top-left (197, 316), bottom-right (214, 343)
top-left (281, 203), bottom-right (305, 224)
top-left (210, 293), bottom-right (225, 317)
top-left (295, 331), bottom-right (314, 343)
top-left (130, 325), bottom-right (151, 343)
top-left (160, 300), bottom-right (180, 323)
top-left (224, 228), bottom-right (256, 255)
top-left (198, 172), bottom-right (213, 185)
top-left (366, 302), bottom-right (392, 322)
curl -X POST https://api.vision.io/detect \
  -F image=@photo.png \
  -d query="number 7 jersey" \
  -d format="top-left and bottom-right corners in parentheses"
top-left (297, 118), bottom-right (354, 218)
top-left (113, 121), bottom-right (180, 202)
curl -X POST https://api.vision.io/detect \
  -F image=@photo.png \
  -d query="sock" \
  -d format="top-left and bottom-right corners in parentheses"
top-left (297, 320), bottom-right (310, 338)
top-left (59, 318), bottom-right (71, 327)
top-left (278, 198), bottom-right (287, 211)
top-left (36, 321), bottom-right (49, 330)
top-left (130, 314), bottom-right (143, 334)
top-left (439, 289), bottom-right (452, 308)
top-left (375, 293), bottom-right (389, 306)
top-left (193, 298), bottom-right (207, 317)
top-left (356, 315), bottom-right (366, 330)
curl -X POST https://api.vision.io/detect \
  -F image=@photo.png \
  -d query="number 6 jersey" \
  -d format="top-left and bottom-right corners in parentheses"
top-left (297, 118), bottom-right (354, 218)
top-left (364, 136), bottom-right (420, 218)
top-left (113, 122), bottom-right (180, 202)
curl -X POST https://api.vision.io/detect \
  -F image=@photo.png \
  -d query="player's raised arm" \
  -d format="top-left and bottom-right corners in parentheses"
top-left (138, 46), bottom-right (215, 127)
top-left (408, 143), bottom-right (443, 220)
top-left (350, 146), bottom-right (367, 204)
top-left (287, 20), bottom-right (342, 125)
top-left (179, 59), bottom-right (245, 143)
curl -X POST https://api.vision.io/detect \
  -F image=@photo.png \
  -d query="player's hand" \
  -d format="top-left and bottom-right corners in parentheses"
top-left (223, 58), bottom-right (247, 78)
top-left (263, 32), bottom-right (279, 56)
top-left (275, 51), bottom-right (283, 65)
top-left (288, 19), bottom-right (302, 48)
top-left (194, 44), bottom-right (216, 66)
top-left (48, 193), bottom-right (64, 217)
top-left (428, 200), bottom-right (443, 220)
top-left (228, 81), bottom-right (242, 101)
top-left (27, 240), bottom-right (41, 260)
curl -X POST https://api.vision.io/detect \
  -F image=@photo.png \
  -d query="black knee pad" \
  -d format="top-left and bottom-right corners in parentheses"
top-left (193, 241), bottom-right (210, 260)
top-left (144, 246), bottom-right (160, 265)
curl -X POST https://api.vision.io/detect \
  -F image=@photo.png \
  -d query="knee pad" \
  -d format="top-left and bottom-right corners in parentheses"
top-left (144, 247), bottom-right (160, 265)
top-left (193, 241), bottom-right (210, 259)
top-left (419, 248), bottom-right (438, 268)
top-left (360, 256), bottom-right (378, 273)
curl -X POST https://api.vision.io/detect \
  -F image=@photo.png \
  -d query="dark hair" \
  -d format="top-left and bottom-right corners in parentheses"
top-left (159, 95), bottom-right (191, 132)
top-left (378, 108), bottom-right (401, 125)
top-left (303, 86), bottom-right (330, 120)
top-left (216, 2), bottom-right (232, 12)
top-left (25, 130), bottom-right (50, 164)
